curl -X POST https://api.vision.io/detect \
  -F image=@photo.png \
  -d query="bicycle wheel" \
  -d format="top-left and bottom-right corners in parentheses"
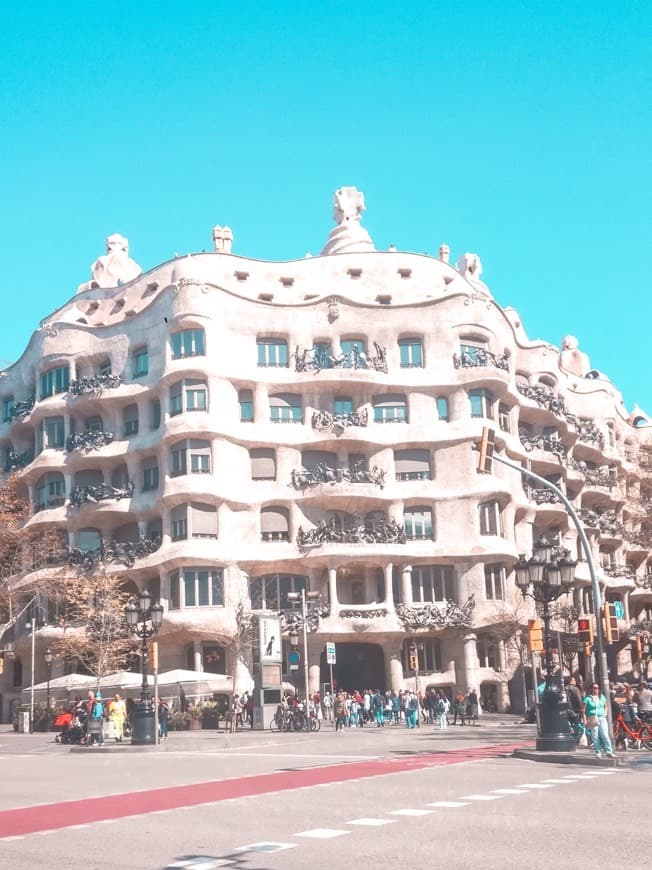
top-left (269, 716), bottom-right (279, 732)
top-left (292, 714), bottom-right (304, 732)
top-left (311, 717), bottom-right (321, 732)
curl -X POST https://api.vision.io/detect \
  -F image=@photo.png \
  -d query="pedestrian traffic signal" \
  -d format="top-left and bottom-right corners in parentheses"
top-left (603, 603), bottom-right (620, 643)
top-left (642, 632), bottom-right (651, 657)
top-left (477, 427), bottom-right (496, 474)
top-left (527, 619), bottom-right (544, 653)
top-left (577, 616), bottom-right (593, 645)
top-left (408, 642), bottom-right (419, 672)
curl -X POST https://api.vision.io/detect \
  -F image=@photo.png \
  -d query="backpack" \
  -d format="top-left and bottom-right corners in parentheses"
top-left (91, 700), bottom-right (104, 719)
top-left (436, 698), bottom-right (446, 713)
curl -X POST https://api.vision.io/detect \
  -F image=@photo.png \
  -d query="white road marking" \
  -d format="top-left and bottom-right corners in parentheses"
top-left (390, 808), bottom-right (433, 816)
top-left (233, 842), bottom-right (297, 853)
top-left (516, 783), bottom-right (553, 789)
top-left (347, 818), bottom-right (396, 826)
top-left (563, 775), bottom-right (596, 780)
top-left (540, 779), bottom-right (573, 784)
top-left (490, 788), bottom-right (528, 795)
top-left (295, 828), bottom-right (351, 839)
top-left (426, 801), bottom-right (470, 808)
top-left (460, 794), bottom-right (504, 801)
top-left (591, 770), bottom-right (620, 775)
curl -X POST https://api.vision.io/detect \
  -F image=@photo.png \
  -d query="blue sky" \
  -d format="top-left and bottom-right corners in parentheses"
top-left (1, 2), bottom-right (650, 410)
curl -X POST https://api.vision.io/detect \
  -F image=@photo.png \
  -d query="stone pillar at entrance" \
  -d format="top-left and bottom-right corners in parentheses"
top-left (193, 642), bottom-right (202, 672)
top-left (383, 563), bottom-right (395, 612)
top-left (327, 567), bottom-right (339, 616)
top-left (309, 664), bottom-right (321, 695)
top-left (386, 640), bottom-right (404, 691)
top-left (400, 564), bottom-right (412, 605)
top-left (461, 632), bottom-right (479, 692)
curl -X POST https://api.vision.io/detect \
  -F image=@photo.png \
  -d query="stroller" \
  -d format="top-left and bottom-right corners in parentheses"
top-left (55, 710), bottom-right (87, 745)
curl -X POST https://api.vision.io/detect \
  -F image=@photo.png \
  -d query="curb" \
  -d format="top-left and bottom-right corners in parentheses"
top-left (513, 748), bottom-right (625, 767)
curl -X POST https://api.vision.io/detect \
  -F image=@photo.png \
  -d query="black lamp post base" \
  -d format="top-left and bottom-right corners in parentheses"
top-left (536, 690), bottom-right (576, 753)
top-left (131, 700), bottom-right (157, 745)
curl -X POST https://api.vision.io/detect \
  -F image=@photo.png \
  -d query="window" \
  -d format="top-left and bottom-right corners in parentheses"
top-left (170, 439), bottom-right (211, 476)
top-left (132, 346), bottom-right (148, 378)
top-left (373, 394), bottom-right (408, 423)
top-left (142, 458), bottom-right (159, 492)
top-left (260, 506), bottom-right (290, 542)
top-left (35, 473), bottom-right (65, 511)
top-left (2, 396), bottom-right (14, 422)
top-left (411, 565), bottom-right (454, 602)
top-left (78, 528), bottom-right (101, 553)
top-left (404, 507), bottom-right (433, 540)
top-left (269, 393), bottom-right (302, 423)
top-left (398, 337), bottom-right (423, 368)
top-left (171, 502), bottom-right (218, 540)
top-left (84, 416), bottom-right (103, 433)
top-left (250, 448), bottom-right (276, 480)
top-left (97, 359), bottom-right (112, 377)
top-left (150, 399), bottom-right (161, 431)
top-left (340, 338), bottom-right (366, 368)
top-left (459, 338), bottom-right (487, 364)
top-left (249, 574), bottom-right (307, 610)
top-left (469, 388), bottom-right (494, 419)
top-left (476, 636), bottom-right (499, 669)
top-left (239, 389), bottom-right (253, 422)
top-left (402, 638), bottom-right (442, 673)
top-left (394, 449), bottom-right (431, 481)
top-left (171, 328), bottom-right (205, 359)
top-left (42, 416), bottom-right (65, 450)
top-left (436, 396), bottom-right (449, 422)
top-left (484, 564), bottom-right (506, 600)
top-left (170, 380), bottom-right (208, 416)
top-left (334, 396), bottom-right (353, 416)
top-left (40, 365), bottom-right (69, 399)
top-left (257, 337), bottom-right (288, 367)
top-left (168, 568), bottom-right (224, 609)
top-left (312, 342), bottom-right (333, 368)
top-left (123, 404), bottom-right (139, 436)
top-left (171, 504), bottom-right (188, 540)
top-left (479, 501), bottom-right (504, 536)
top-left (498, 405), bottom-right (511, 432)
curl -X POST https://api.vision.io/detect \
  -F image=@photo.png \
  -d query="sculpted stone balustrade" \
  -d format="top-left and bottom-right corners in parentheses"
top-left (66, 535), bottom-right (161, 571)
top-left (569, 459), bottom-right (615, 489)
top-left (395, 595), bottom-right (476, 629)
top-left (66, 431), bottom-right (114, 452)
top-left (294, 342), bottom-right (387, 373)
top-left (529, 488), bottom-right (563, 505)
top-left (279, 603), bottom-right (330, 634)
top-left (311, 408), bottom-right (368, 432)
top-left (297, 517), bottom-right (406, 548)
top-left (69, 481), bottom-right (134, 507)
top-left (579, 508), bottom-right (623, 536)
top-left (291, 461), bottom-right (386, 489)
top-left (518, 430), bottom-right (568, 460)
top-left (516, 384), bottom-right (569, 419)
top-left (4, 449), bottom-right (34, 471)
top-left (11, 397), bottom-right (35, 420)
top-left (68, 373), bottom-right (122, 397)
top-left (602, 565), bottom-right (635, 581)
top-left (623, 528), bottom-right (647, 548)
top-left (453, 349), bottom-right (509, 371)
top-left (571, 417), bottom-right (605, 451)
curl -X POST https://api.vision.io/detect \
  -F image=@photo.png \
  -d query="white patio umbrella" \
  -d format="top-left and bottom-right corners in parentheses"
top-left (155, 669), bottom-right (235, 697)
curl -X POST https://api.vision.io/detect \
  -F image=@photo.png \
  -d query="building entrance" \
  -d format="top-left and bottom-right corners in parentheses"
top-left (320, 642), bottom-right (385, 692)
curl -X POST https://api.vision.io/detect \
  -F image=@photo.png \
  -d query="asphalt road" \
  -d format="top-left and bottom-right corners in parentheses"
top-left (0, 720), bottom-right (647, 870)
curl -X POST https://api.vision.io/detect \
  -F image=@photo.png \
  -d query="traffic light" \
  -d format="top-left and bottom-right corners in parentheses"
top-left (0, 657), bottom-right (3, 675)
top-left (527, 619), bottom-right (544, 653)
top-left (634, 634), bottom-right (643, 662)
top-left (577, 616), bottom-right (594, 646)
top-left (642, 632), bottom-right (651, 657)
top-left (603, 604), bottom-right (619, 644)
top-left (477, 427), bottom-right (496, 474)
top-left (583, 643), bottom-right (592, 658)
top-left (408, 642), bottom-right (419, 672)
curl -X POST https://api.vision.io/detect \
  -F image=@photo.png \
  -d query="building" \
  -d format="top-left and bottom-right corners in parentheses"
top-left (0, 187), bottom-right (650, 721)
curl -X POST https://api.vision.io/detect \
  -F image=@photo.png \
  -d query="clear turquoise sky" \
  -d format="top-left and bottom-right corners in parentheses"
top-left (1, 2), bottom-right (650, 411)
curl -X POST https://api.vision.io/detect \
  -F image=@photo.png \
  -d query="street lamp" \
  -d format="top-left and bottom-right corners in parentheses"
top-left (125, 590), bottom-right (164, 745)
top-left (44, 647), bottom-right (53, 730)
top-left (516, 537), bottom-right (577, 751)
top-left (287, 589), bottom-right (322, 724)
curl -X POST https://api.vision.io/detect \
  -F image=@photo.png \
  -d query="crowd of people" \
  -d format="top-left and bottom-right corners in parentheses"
top-left (54, 690), bottom-right (170, 745)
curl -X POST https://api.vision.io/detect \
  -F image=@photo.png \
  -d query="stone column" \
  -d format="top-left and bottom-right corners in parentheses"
top-left (193, 642), bottom-right (202, 672)
top-left (386, 640), bottom-right (404, 691)
top-left (400, 564), bottom-right (413, 604)
top-left (327, 566), bottom-right (339, 617)
top-left (461, 632), bottom-right (479, 693)
top-left (383, 563), bottom-right (395, 613)
top-left (309, 664), bottom-right (321, 695)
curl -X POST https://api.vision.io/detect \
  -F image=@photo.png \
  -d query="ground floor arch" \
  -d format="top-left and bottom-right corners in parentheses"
top-left (319, 642), bottom-right (385, 692)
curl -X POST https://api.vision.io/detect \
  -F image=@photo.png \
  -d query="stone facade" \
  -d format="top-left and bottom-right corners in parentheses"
top-left (0, 189), bottom-right (650, 720)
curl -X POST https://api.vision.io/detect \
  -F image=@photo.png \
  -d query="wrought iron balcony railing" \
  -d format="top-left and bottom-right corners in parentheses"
top-left (260, 531), bottom-right (290, 543)
top-left (453, 349), bottom-right (510, 371)
top-left (396, 471), bottom-right (431, 481)
top-left (69, 481), bottom-right (134, 507)
top-left (68, 373), bottom-right (122, 396)
top-left (529, 488), bottom-right (563, 505)
top-left (602, 565), bottom-right (636, 581)
top-left (518, 430), bottom-right (568, 460)
top-left (66, 535), bottom-right (161, 571)
top-left (569, 416), bottom-right (605, 450)
top-left (569, 459), bottom-right (616, 489)
top-left (311, 408), bottom-right (368, 431)
top-left (395, 595), bottom-right (476, 629)
top-left (580, 508), bottom-right (623, 536)
top-left (4, 449), bottom-right (34, 471)
top-left (291, 461), bottom-right (386, 489)
top-left (295, 343), bottom-right (388, 373)
top-left (10, 397), bottom-right (35, 420)
top-left (297, 518), bottom-right (406, 547)
top-left (66, 431), bottom-right (114, 452)
top-left (516, 384), bottom-right (569, 419)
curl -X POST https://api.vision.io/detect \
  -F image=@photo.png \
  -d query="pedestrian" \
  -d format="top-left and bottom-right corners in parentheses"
top-left (334, 692), bottom-right (347, 732)
top-left (89, 692), bottom-right (105, 746)
top-left (565, 676), bottom-right (584, 742)
top-left (108, 693), bottom-right (127, 742)
top-left (636, 680), bottom-right (652, 716)
top-left (322, 691), bottom-right (333, 721)
top-left (391, 691), bottom-right (401, 724)
top-left (404, 690), bottom-right (418, 728)
top-left (583, 682), bottom-right (615, 759)
top-left (158, 698), bottom-right (169, 739)
top-left (453, 690), bottom-right (466, 726)
top-left (436, 692), bottom-right (449, 730)
top-left (372, 689), bottom-right (385, 727)
top-left (466, 688), bottom-right (479, 725)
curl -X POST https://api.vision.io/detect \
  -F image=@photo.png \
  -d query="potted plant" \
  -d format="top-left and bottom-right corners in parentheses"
top-left (186, 703), bottom-right (203, 730)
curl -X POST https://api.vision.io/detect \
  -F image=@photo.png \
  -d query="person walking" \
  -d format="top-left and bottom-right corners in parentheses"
top-left (108, 693), bottom-right (127, 742)
top-left (372, 689), bottom-right (385, 727)
top-left (158, 698), bottom-right (169, 739)
top-left (334, 692), bottom-right (347, 732)
top-left (322, 691), bottom-right (333, 722)
top-left (583, 682), bottom-right (615, 759)
top-left (565, 676), bottom-right (584, 742)
top-left (466, 688), bottom-right (479, 725)
top-left (89, 692), bottom-right (105, 746)
top-left (436, 692), bottom-right (449, 729)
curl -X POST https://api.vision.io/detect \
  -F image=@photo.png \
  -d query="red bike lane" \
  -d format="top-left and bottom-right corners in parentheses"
top-left (0, 740), bottom-right (532, 839)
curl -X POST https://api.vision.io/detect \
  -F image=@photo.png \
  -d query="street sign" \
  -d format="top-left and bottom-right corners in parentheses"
top-left (326, 642), bottom-right (336, 665)
top-left (613, 601), bottom-right (624, 619)
top-left (288, 650), bottom-right (300, 671)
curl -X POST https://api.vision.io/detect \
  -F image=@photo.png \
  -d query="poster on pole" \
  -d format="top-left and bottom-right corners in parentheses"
top-left (259, 615), bottom-right (282, 664)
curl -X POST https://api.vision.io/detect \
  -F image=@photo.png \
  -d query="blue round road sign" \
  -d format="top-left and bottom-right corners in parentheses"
top-left (288, 650), bottom-right (301, 666)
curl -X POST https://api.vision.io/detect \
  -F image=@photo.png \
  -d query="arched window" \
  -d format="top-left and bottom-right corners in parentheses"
top-left (34, 472), bottom-right (65, 511)
top-left (398, 337), bottom-right (423, 368)
top-left (169, 568), bottom-right (224, 609)
top-left (468, 389), bottom-right (494, 419)
top-left (239, 389), bottom-right (253, 422)
top-left (170, 328), bottom-right (205, 359)
top-left (123, 404), bottom-right (139, 436)
top-left (250, 449), bottom-right (277, 480)
top-left (257, 337), bottom-right (288, 367)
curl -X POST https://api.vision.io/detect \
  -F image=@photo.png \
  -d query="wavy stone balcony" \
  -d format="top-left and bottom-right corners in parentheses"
top-left (569, 459), bottom-right (616, 490)
top-left (311, 408), bottom-right (368, 432)
top-left (519, 430), bottom-right (568, 461)
top-left (294, 343), bottom-right (388, 374)
top-left (65, 535), bottom-right (161, 571)
top-left (452, 350), bottom-right (509, 371)
top-left (10, 397), bottom-right (35, 420)
top-left (516, 384), bottom-right (570, 421)
top-left (580, 508), bottom-right (622, 536)
top-left (291, 461), bottom-right (386, 489)
top-left (68, 373), bottom-right (122, 397)
top-left (66, 431), bottom-right (114, 452)
top-left (395, 595), bottom-right (476, 629)
top-left (297, 518), bottom-right (406, 548)
top-left (69, 481), bottom-right (134, 507)
top-left (4, 449), bottom-right (35, 471)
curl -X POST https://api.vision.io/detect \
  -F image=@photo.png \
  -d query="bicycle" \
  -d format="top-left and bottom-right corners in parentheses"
top-left (614, 711), bottom-right (652, 750)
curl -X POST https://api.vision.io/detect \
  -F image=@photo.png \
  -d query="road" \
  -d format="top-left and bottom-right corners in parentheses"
top-left (0, 719), bottom-right (647, 869)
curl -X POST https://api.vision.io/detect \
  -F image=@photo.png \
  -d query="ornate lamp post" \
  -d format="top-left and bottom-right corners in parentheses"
top-left (125, 590), bottom-right (163, 745)
top-left (287, 589), bottom-right (322, 722)
top-left (516, 537), bottom-right (577, 751)
top-left (44, 647), bottom-right (53, 730)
